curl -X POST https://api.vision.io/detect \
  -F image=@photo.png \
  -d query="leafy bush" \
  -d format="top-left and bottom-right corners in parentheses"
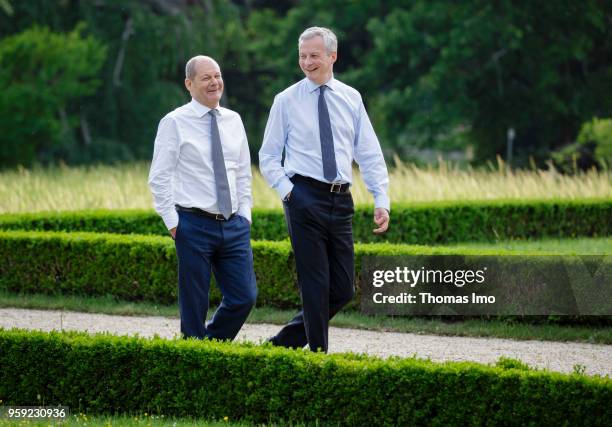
top-left (552, 118), bottom-right (612, 172)
top-left (1, 199), bottom-right (609, 244)
top-left (0, 24), bottom-right (106, 167)
top-left (0, 230), bottom-right (296, 307)
top-left (578, 118), bottom-right (612, 167)
top-left (495, 357), bottom-right (531, 371)
top-left (1, 230), bottom-right (608, 312)
top-left (0, 329), bottom-right (610, 425)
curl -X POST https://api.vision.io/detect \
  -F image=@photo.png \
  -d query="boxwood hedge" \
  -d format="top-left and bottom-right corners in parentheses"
top-left (0, 230), bottom-right (296, 307)
top-left (0, 329), bottom-right (609, 426)
top-left (1, 198), bottom-right (609, 244)
top-left (1, 230), bottom-right (605, 311)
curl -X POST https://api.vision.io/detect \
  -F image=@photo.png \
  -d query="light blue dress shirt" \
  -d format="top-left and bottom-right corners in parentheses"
top-left (259, 76), bottom-right (390, 210)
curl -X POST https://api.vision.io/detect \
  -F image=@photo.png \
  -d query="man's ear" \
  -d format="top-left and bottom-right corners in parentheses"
top-left (184, 78), bottom-right (192, 92)
top-left (330, 52), bottom-right (338, 64)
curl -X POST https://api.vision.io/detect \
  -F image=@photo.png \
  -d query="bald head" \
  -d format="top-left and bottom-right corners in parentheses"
top-left (184, 55), bottom-right (224, 108)
top-left (185, 55), bottom-right (219, 81)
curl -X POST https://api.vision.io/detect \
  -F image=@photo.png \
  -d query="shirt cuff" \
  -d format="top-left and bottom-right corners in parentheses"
top-left (161, 210), bottom-right (179, 230)
top-left (274, 176), bottom-right (294, 201)
top-left (237, 206), bottom-right (252, 224)
top-left (374, 194), bottom-right (391, 212)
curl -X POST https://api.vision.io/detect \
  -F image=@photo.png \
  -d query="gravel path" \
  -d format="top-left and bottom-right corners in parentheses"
top-left (1, 308), bottom-right (610, 377)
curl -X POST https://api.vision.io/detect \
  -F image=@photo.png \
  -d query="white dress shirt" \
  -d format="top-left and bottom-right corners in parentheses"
top-left (148, 98), bottom-right (252, 229)
top-left (259, 76), bottom-right (390, 210)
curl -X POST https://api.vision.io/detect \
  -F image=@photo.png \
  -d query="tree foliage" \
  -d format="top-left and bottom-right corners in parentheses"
top-left (0, 24), bottom-right (106, 167)
top-left (362, 0), bottom-right (612, 162)
top-left (0, 0), bottom-right (247, 165)
top-left (0, 0), bottom-right (611, 167)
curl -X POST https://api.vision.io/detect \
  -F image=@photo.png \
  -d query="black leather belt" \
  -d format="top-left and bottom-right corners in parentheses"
top-left (291, 174), bottom-right (350, 193)
top-left (175, 205), bottom-right (234, 220)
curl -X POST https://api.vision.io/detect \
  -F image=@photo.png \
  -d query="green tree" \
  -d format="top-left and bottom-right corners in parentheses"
top-left (362, 0), bottom-right (612, 163)
top-left (0, 24), bottom-right (106, 167)
top-left (2, 1), bottom-right (611, 166)
top-left (0, 0), bottom-right (248, 165)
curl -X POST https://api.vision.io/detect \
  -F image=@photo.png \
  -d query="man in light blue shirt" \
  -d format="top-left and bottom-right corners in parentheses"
top-left (259, 27), bottom-right (390, 352)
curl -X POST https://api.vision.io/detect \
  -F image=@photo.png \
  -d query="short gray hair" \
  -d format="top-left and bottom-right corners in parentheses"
top-left (185, 55), bottom-right (218, 80)
top-left (299, 27), bottom-right (337, 53)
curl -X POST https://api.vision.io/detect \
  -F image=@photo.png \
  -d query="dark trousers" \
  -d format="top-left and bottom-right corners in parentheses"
top-left (175, 211), bottom-right (257, 340)
top-left (271, 178), bottom-right (355, 352)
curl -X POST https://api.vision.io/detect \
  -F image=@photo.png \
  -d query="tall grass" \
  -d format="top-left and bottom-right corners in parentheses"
top-left (2, 160), bottom-right (610, 213)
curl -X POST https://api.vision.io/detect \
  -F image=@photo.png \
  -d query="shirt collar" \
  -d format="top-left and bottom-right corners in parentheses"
top-left (305, 74), bottom-right (336, 93)
top-left (189, 98), bottom-right (222, 118)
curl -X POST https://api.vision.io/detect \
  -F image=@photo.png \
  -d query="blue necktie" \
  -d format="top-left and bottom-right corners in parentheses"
top-left (209, 109), bottom-right (232, 219)
top-left (318, 85), bottom-right (337, 181)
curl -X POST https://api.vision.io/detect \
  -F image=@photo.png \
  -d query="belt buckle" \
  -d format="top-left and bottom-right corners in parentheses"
top-left (330, 183), bottom-right (341, 193)
top-left (214, 213), bottom-right (225, 221)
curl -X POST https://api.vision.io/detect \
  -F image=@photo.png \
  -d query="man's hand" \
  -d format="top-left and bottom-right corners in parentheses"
top-left (373, 207), bottom-right (390, 234)
top-left (169, 227), bottom-right (177, 240)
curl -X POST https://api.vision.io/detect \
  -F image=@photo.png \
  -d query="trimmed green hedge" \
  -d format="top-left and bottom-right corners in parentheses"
top-left (1, 198), bottom-right (609, 243)
top-left (0, 329), bottom-right (610, 425)
top-left (1, 230), bottom-right (606, 311)
top-left (0, 230), bottom-right (296, 308)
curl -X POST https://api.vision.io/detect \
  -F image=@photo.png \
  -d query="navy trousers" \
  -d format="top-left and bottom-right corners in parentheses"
top-left (174, 211), bottom-right (257, 340)
top-left (271, 178), bottom-right (355, 352)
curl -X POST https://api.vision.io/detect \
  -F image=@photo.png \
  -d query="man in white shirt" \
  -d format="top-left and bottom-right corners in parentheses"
top-left (148, 55), bottom-right (257, 340)
top-left (259, 27), bottom-right (390, 352)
